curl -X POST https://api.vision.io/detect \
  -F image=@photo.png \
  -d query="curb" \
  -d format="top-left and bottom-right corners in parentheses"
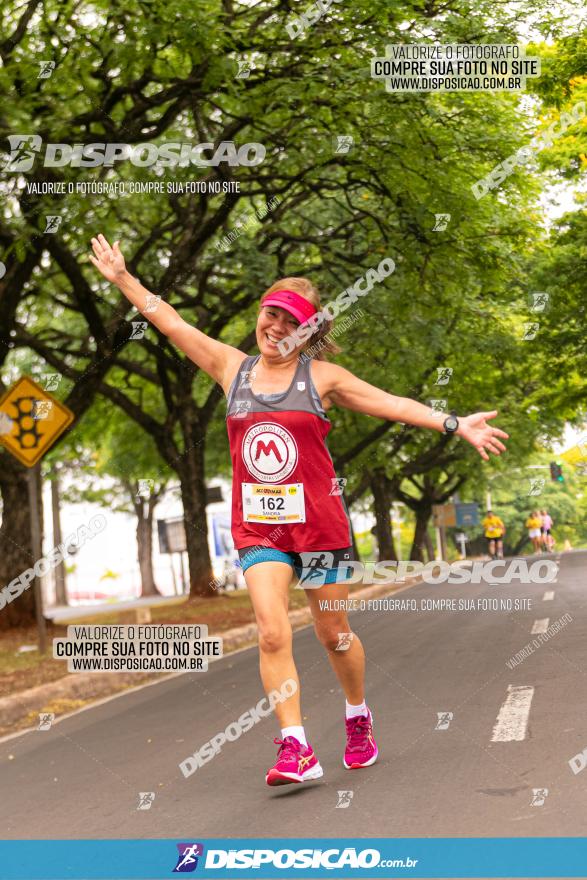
top-left (0, 576), bottom-right (419, 732)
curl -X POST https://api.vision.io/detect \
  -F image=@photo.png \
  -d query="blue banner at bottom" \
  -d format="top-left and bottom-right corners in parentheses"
top-left (1, 838), bottom-right (586, 879)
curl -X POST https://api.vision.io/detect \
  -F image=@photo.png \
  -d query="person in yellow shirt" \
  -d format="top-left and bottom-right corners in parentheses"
top-left (525, 510), bottom-right (543, 554)
top-left (482, 510), bottom-right (505, 560)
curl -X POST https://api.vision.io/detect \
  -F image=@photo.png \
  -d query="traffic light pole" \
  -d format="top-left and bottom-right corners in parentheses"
top-left (27, 463), bottom-right (47, 655)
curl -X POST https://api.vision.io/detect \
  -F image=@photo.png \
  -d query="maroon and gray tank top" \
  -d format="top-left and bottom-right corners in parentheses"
top-left (226, 354), bottom-right (352, 551)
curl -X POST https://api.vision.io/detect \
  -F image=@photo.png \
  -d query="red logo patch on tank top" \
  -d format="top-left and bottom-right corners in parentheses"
top-left (241, 422), bottom-right (298, 482)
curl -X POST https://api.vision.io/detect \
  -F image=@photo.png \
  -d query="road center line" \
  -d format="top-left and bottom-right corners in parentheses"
top-left (531, 618), bottom-right (550, 634)
top-left (491, 685), bottom-right (534, 742)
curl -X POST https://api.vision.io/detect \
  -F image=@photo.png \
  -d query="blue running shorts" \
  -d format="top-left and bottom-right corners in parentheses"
top-left (237, 545), bottom-right (355, 586)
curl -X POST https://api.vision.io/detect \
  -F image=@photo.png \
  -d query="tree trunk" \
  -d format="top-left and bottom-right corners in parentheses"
top-left (424, 531), bottom-right (435, 562)
top-left (370, 469), bottom-right (397, 562)
top-left (136, 496), bottom-right (163, 597)
top-left (410, 505), bottom-right (432, 562)
top-left (124, 479), bottom-right (164, 598)
top-left (176, 431), bottom-right (215, 598)
top-left (0, 453), bottom-right (41, 629)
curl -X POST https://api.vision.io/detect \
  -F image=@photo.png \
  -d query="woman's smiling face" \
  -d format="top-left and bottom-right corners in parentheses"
top-left (256, 305), bottom-right (300, 360)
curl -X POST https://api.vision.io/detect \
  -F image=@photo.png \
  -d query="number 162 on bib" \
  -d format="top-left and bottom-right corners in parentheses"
top-left (242, 483), bottom-right (306, 523)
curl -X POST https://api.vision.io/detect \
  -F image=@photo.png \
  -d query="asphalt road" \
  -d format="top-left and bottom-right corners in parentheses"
top-left (1, 550), bottom-right (586, 841)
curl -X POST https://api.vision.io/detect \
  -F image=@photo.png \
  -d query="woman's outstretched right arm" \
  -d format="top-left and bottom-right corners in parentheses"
top-left (89, 234), bottom-right (246, 392)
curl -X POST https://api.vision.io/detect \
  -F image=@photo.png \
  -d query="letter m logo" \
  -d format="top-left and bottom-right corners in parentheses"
top-left (254, 439), bottom-right (282, 463)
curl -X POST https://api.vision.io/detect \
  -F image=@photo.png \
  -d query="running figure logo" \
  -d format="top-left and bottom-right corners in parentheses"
top-left (329, 477), bottom-right (347, 496)
top-left (236, 59), bottom-right (254, 78)
top-left (130, 321), bottom-right (148, 340)
top-left (41, 373), bottom-right (61, 391)
top-left (429, 398), bottom-right (447, 416)
top-left (432, 213), bottom-right (451, 231)
top-left (173, 843), bottom-right (204, 872)
top-left (4, 134), bottom-right (42, 172)
top-left (297, 551), bottom-right (333, 586)
top-left (336, 790), bottom-right (354, 808)
top-left (528, 478), bottom-right (545, 496)
top-left (233, 400), bottom-right (252, 419)
top-left (336, 632), bottom-right (354, 651)
top-left (137, 792), bottom-right (155, 810)
top-left (334, 135), bottom-right (354, 154)
top-left (435, 712), bottom-right (453, 730)
top-left (530, 292), bottom-right (550, 312)
top-left (435, 367), bottom-right (453, 385)
top-left (239, 369), bottom-right (256, 390)
top-left (144, 294), bottom-right (161, 313)
top-left (530, 788), bottom-right (548, 806)
top-left (136, 479), bottom-right (154, 499)
top-left (522, 322), bottom-right (539, 341)
top-left (38, 60), bottom-right (56, 79)
top-left (33, 400), bottom-right (52, 420)
top-left (44, 215), bottom-right (62, 233)
top-left (37, 713), bottom-right (55, 730)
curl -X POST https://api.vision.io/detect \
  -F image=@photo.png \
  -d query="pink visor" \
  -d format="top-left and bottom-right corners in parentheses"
top-left (260, 289), bottom-right (317, 324)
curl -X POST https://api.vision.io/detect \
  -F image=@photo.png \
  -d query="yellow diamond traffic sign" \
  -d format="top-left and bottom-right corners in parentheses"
top-left (0, 376), bottom-right (74, 467)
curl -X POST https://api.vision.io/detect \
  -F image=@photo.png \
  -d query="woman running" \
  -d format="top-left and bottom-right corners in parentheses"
top-left (90, 234), bottom-right (509, 786)
top-left (540, 509), bottom-right (554, 552)
top-left (525, 510), bottom-right (543, 553)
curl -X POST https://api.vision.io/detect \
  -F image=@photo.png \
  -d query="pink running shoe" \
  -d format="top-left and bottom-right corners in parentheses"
top-left (344, 709), bottom-right (378, 769)
top-left (265, 736), bottom-right (323, 786)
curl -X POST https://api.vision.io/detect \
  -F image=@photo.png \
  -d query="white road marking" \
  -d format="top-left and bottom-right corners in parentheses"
top-left (531, 618), bottom-right (550, 634)
top-left (491, 685), bottom-right (535, 742)
top-left (543, 591), bottom-right (555, 601)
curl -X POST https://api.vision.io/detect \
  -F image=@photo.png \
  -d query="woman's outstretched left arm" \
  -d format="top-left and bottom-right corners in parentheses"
top-left (320, 363), bottom-right (509, 462)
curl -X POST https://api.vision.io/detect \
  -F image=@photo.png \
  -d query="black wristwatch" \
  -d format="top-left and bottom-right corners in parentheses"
top-left (443, 410), bottom-right (459, 435)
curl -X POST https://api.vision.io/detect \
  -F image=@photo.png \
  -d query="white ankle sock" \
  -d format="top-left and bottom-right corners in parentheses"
top-left (281, 725), bottom-right (307, 746)
top-left (346, 699), bottom-right (368, 719)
